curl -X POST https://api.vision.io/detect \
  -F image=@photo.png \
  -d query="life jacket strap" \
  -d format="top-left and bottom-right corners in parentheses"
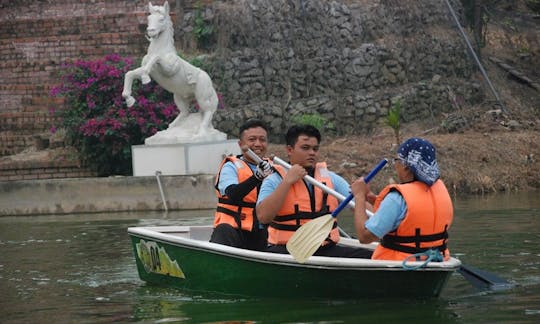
top-left (380, 240), bottom-right (447, 255)
top-left (383, 230), bottom-right (448, 243)
top-left (272, 210), bottom-right (328, 222)
top-left (380, 228), bottom-right (448, 254)
top-left (218, 197), bottom-right (256, 208)
top-left (269, 217), bottom-right (337, 232)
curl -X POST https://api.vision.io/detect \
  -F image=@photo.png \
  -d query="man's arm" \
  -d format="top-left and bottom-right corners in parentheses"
top-left (225, 177), bottom-right (260, 204)
top-left (217, 162), bottom-right (239, 195)
top-left (218, 161), bottom-right (261, 203)
top-left (351, 177), bottom-right (380, 244)
top-left (256, 164), bottom-right (306, 224)
top-left (352, 179), bottom-right (406, 243)
top-left (329, 172), bottom-right (350, 197)
top-left (364, 192), bottom-right (407, 239)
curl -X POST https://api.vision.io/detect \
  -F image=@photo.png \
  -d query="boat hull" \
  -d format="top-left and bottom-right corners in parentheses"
top-left (128, 226), bottom-right (460, 299)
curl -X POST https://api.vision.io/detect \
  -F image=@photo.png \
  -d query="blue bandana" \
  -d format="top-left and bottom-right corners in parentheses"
top-left (397, 138), bottom-right (440, 186)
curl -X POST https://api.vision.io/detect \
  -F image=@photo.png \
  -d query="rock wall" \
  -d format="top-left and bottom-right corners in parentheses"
top-left (0, 0), bottom-right (482, 160)
top-left (177, 0), bottom-right (483, 141)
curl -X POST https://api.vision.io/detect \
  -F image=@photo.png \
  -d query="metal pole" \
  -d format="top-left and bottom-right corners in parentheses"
top-left (443, 0), bottom-right (508, 113)
top-left (155, 171), bottom-right (168, 212)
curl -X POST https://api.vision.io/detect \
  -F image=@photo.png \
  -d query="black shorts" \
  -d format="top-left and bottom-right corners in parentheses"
top-left (209, 223), bottom-right (268, 251)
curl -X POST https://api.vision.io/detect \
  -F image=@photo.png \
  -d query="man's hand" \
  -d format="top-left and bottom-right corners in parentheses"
top-left (283, 164), bottom-right (307, 185)
top-left (351, 177), bottom-right (369, 198)
top-left (254, 161), bottom-right (273, 180)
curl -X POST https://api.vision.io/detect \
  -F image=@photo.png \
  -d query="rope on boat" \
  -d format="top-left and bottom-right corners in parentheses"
top-left (401, 249), bottom-right (444, 270)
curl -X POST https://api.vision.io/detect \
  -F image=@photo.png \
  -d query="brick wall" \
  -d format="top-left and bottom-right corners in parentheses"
top-left (0, 160), bottom-right (97, 181)
top-left (0, 0), bottom-right (190, 180)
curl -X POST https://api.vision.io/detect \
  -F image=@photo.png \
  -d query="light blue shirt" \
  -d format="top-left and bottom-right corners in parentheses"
top-left (257, 169), bottom-right (351, 205)
top-left (365, 191), bottom-right (407, 238)
top-left (217, 158), bottom-right (257, 195)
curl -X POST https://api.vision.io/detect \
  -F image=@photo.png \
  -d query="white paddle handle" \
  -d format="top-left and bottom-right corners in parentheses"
top-left (272, 156), bottom-right (375, 217)
top-left (245, 148), bottom-right (263, 164)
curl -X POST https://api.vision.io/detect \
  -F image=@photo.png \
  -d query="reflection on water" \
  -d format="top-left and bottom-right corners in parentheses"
top-left (0, 192), bottom-right (539, 323)
top-left (131, 292), bottom-right (461, 323)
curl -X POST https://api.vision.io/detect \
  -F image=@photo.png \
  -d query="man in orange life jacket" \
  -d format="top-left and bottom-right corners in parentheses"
top-left (210, 119), bottom-right (273, 250)
top-left (351, 137), bottom-right (453, 261)
top-left (256, 124), bottom-right (372, 258)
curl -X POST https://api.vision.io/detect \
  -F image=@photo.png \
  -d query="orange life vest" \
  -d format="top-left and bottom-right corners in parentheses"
top-left (214, 155), bottom-right (264, 232)
top-left (268, 162), bottom-right (340, 245)
top-left (371, 179), bottom-right (453, 261)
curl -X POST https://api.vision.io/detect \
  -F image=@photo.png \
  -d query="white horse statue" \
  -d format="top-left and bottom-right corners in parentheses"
top-left (122, 1), bottom-right (225, 144)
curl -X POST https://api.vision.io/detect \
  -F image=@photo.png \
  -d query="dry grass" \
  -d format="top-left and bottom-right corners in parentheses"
top-left (268, 125), bottom-right (540, 196)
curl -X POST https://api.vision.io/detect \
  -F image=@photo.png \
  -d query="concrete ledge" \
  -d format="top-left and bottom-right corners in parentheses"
top-left (0, 174), bottom-right (217, 216)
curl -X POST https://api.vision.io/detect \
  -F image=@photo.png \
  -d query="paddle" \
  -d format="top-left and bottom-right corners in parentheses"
top-left (270, 152), bottom-right (512, 289)
top-left (457, 263), bottom-right (514, 290)
top-left (272, 156), bottom-right (375, 218)
top-left (286, 159), bottom-right (388, 263)
top-left (244, 148), bottom-right (359, 236)
top-left (244, 147), bottom-right (272, 171)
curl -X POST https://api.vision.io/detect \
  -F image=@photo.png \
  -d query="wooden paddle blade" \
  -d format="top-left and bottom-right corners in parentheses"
top-left (284, 160), bottom-right (386, 263)
top-left (286, 215), bottom-right (334, 263)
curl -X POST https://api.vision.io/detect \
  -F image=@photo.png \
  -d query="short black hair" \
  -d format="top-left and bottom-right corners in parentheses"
top-left (285, 124), bottom-right (321, 146)
top-left (239, 119), bottom-right (268, 138)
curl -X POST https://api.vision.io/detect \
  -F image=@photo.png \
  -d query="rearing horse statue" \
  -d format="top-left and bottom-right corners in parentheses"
top-left (122, 1), bottom-right (219, 141)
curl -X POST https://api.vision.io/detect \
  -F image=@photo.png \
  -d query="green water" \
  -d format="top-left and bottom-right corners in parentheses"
top-left (0, 192), bottom-right (539, 323)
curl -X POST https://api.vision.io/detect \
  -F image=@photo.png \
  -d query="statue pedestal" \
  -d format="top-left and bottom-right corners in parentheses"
top-left (132, 140), bottom-right (239, 176)
top-left (144, 113), bottom-right (227, 145)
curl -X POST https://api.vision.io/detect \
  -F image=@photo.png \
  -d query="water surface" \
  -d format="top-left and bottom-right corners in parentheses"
top-left (1, 192), bottom-right (539, 323)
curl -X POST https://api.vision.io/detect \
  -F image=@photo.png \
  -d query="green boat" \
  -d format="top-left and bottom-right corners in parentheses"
top-left (128, 225), bottom-right (461, 298)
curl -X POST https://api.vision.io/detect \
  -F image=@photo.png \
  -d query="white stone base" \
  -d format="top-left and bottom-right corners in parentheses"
top-left (132, 140), bottom-right (239, 176)
top-left (144, 113), bottom-right (227, 145)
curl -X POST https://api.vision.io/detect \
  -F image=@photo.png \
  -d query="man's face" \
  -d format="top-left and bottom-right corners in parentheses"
top-left (287, 135), bottom-right (319, 168)
top-left (239, 126), bottom-right (268, 161)
top-left (393, 157), bottom-right (414, 184)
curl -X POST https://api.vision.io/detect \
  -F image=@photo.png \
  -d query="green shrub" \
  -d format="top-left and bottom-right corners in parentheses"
top-left (290, 113), bottom-right (335, 132)
top-left (387, 99), bottom-right (401, 145)
top-left (193, 2), bottom-right (214, 50)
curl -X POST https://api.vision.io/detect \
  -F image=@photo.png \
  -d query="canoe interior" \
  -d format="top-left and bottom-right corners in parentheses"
top-left (128, 225), bottom-right (461, 299)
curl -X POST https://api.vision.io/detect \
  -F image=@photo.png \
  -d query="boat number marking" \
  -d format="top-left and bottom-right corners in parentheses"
top-left (135, 239), bottom-right (185, 279)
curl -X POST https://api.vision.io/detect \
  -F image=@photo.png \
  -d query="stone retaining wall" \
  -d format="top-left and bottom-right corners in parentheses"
top-left (0, 174), bottom-right (216, 216)
top-left (178, 0), bottom-right (482, 140)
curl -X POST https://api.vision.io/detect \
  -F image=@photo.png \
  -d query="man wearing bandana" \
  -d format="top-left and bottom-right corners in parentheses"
top-left (351, 138), bottom-right (453, 261)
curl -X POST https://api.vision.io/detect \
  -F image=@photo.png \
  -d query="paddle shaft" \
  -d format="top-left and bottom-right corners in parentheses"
top-left (249, 145), bottom-right (508, 285)
top-left (247, 148), bottom-right (364, 218)
top-left (246, 149), bottom-right (352, 237)
top-left (330, 158), bottom-right (388, 217)
top-left (244, 148), bottom-right (264, 165)
top-left (272, 156), bottom-right (378, 218)
top-left (244, 150), bottom-right (510, 288)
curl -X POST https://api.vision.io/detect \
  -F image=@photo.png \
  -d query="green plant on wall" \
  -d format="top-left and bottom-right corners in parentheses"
top-left (193, 2), bottom-right (214, 50)
top-left (387, 99), bottom-right (401, 145)
top-left (290, 113), bottom-right (335, 132)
